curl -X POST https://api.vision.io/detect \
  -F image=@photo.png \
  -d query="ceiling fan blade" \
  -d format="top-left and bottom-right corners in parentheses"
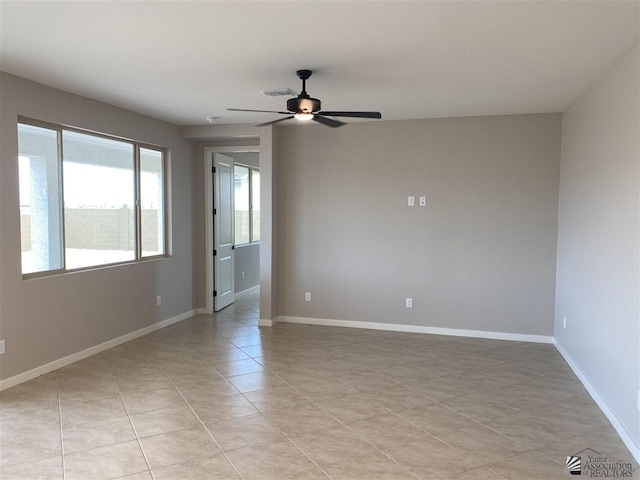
top-left (312, 115), bottom-right (346, 128)
top-left (256, 116), bottom-right (294, 127)
top-left (318, 111), bottom-right (382, 119)
top-left (228, 108), bottom-right (290, 114)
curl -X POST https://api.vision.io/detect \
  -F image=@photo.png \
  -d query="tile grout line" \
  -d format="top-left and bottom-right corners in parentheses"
top-left (249, 368), bottom-right (423, 480)
top-left (232, 391), bottom-right (337, 479)
top-left (246, 355), bottom-right (450, 460)
top-left (163, 375), bottom-right (249, 480)
top-left (57, 386), bottom-right (67, 480)
top-left (112, 363), bottom-right (157, 480)
top-left (379, 368), bottom-right (554, 465)
top-left (207, 308), bottom-right (339, 479)
top-left (159, 332), bottom-right (251, 479)
top-left (228, 304), bottom-right (583, 475)
top-left (365, 362), bottom-right (584, 474)
top-left (371, 370), bottom-right (543, 460)
top-left (249, 350), bottom-right (527, 477)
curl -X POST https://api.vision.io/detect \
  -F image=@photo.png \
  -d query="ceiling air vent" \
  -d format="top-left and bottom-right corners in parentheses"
top-left (260, 88), bottom-right (296, 97)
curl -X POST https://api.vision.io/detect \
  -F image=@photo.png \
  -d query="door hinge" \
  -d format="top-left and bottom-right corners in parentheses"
top-left (213, 290), bottom-right (217, 297)
top-left (213, 249), bottom-right (216, 256)
top-left (213, 208), bottom-right (217, 215)
top-left (212, 166), bottom-right (216, 173)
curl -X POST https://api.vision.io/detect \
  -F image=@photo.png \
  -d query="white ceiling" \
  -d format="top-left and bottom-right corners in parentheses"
top-left (1, 1), bottom-right (638, 126)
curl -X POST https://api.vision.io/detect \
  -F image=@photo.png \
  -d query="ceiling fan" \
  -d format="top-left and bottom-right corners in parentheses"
top-left (227, 70), bottom-right (382, 128)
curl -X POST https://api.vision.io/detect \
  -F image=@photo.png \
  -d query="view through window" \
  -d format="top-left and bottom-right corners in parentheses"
top-left (234, 164), bottom-right (260, 245)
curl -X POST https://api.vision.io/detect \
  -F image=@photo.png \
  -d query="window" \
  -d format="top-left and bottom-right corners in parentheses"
top-left (233, 164), bottom-right (260, 245)
top-left (62, 131), bottom-right (136, 269)
top-left (234, 166), bottom-right (250, 245)
top-left (251, 170), bottom-right (260, 242)
top-left (140, 147), bottom-right (165, 257)
top-left (17, 118), bottom-right (168, 276)
top-left (18, 124), bottom-right (63, 274)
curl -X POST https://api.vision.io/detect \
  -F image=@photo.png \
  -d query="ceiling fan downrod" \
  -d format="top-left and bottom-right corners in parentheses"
top-left (296, 69), bottom-right (312, 97)
top-left (288, 70), bottom-right (320, 114)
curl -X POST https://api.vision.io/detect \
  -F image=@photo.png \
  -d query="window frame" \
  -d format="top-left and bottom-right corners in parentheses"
top-left (137, 145), bottom-right (167, 259)
top-left (249, 167), bottom-right (260, 244)
top-left (17, 116), bottom-right (170, 279)
top-left (233, 162), bottom-right (260, 247)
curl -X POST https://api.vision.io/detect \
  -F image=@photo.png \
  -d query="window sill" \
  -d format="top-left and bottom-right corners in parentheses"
top-left (21, 254), bottom-right (170, 281)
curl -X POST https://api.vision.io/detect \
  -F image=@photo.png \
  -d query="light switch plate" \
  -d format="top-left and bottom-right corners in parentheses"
top-left (408, 196), bottom-right (415, 207)
top-left (419, 196), bottom-right (426, 206)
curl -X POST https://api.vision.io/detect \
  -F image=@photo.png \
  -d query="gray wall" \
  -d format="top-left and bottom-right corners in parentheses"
top-left (234, 244), bottom-right (260, 294)
top-left (0, 73), bottom-right (196, 380)
top-left (555, 45), bottom-right (639, 449)
top-left (277, 114), bottom-right (562, 335)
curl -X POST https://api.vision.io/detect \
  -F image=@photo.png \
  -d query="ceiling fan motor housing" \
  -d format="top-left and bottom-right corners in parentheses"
top-left (287, 96), bottom-right (321, 114)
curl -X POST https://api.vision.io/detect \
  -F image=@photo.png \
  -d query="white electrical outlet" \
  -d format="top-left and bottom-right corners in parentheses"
top-left (408, 196), bottom-right (415, 207)
top-left (241, 272), bottom-right (245, 279)
top-left (563, 316), bottom-right (567, 329)
top-left (0, 339), bottom-right (5, 355)
top-left (419, 196), bottom-right (426, 206)
top-left (405, 298), bottom-right (413, 308)
top-left (305, 292), bottom-right (311, 302)
top-left (156, 296), bottom-right (161, 306)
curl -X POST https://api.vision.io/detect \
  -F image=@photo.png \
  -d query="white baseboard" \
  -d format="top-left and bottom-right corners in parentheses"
top-left (235, 285), bottom-right (260, 297)
top-left (258, 317), bottom-right (279, 327)
top-left (0, 310), bottom-right (196, 392)
top-left (276, 316), bottom-right (553, 343)
top-left (553, 339), bottom-right (640, 463)
top-left (195, 308), bottom-right (209, 315)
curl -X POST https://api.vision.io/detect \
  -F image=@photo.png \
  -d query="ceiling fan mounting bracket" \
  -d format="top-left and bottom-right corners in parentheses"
top-left (296, 69), bottom-right (313, 81)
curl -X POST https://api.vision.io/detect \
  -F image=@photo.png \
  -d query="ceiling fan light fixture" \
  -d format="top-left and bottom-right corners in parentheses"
top-left (294, 112), bottom-right (314, 121)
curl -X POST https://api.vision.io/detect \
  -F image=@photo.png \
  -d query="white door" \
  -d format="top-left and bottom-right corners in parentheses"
top-left (213, 153), bottom-right (235, 311)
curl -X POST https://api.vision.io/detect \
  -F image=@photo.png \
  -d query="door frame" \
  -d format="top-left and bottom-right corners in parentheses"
top-left (204, 146), bottom-right (260, 314)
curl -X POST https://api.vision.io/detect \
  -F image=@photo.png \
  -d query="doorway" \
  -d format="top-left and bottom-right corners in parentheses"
top-left (205, 147), bottom-right (260, 314)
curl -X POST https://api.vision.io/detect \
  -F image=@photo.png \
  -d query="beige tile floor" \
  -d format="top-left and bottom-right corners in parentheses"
top-left (1, 289), bottom-right (638, 480)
